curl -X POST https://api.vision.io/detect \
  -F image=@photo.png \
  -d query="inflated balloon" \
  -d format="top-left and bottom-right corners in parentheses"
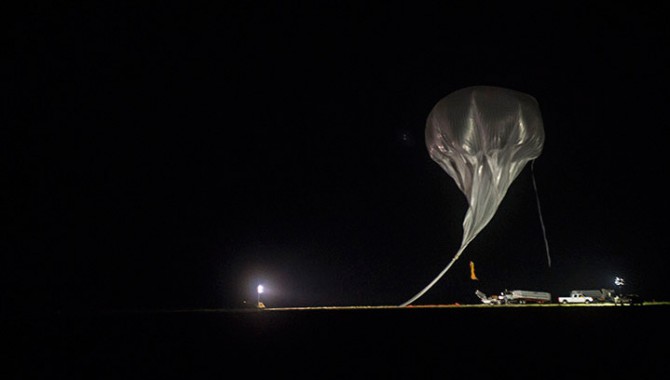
top-left (401, 86), bottom-right (545, 306)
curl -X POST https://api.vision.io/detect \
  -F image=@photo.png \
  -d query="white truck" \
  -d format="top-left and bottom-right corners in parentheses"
top-left (557, 291), bottom-right (594, 304)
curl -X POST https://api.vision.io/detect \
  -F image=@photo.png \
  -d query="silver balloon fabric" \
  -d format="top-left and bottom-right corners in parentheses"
top-left (401, 86), bottom-right (544, 306)
top-left (426, 85), bottom-right (545, 248)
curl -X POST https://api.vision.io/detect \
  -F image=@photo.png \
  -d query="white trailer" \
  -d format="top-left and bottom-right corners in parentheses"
top-left (502, 289), bottom-right (552, 304)
top-left (476, 289), bottom-right (551, 304)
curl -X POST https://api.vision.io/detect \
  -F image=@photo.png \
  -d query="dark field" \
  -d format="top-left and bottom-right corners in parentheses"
top-left (7, 305), bottom-right (668, 378)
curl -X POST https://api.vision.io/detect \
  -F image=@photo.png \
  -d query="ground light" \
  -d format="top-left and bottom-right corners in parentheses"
top-left (615, 276), bottom-right (625, 295)
top-left (257, 284), bottom-right (265, 309)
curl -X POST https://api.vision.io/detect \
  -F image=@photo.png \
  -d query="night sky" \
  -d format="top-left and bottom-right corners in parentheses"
top-left (6, 2), bottom-right (669, 311)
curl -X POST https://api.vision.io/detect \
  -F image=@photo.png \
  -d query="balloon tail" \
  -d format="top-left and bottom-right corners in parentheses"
top-left (399, 243), bottom-right (469, 307)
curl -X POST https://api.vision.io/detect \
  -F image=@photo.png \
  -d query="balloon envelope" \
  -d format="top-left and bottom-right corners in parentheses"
top-left (401, 86), bottom-right (544, 306)
top-left (426, 85), bottom-right (545, 248)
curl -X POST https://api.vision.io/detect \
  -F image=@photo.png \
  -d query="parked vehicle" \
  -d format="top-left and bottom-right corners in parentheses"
top-left (614, 294), bottom-right (643, 306)
top-left (475, 290), bottom-right (503, 305)
top-left (570, 289), bottom-right (616, 303)
top-left (558, 291), bottom-right (594, 304)
top-left (502, 289), bottom-right (552, 304)
top-left (475, 289), bottom-right (551, 304)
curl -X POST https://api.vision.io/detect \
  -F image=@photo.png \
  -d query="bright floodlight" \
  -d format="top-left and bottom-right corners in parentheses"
top-left (256, 284), bottom-right (265, 308)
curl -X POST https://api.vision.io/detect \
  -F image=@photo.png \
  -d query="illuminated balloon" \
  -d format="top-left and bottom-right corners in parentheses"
top-left (401, 86), bottom-right (545, 306)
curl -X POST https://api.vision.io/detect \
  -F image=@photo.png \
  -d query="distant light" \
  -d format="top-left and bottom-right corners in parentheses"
top-left (615, 277), bottom-right (625, 286)
top-left (257, 285), bottom-right (264, 294)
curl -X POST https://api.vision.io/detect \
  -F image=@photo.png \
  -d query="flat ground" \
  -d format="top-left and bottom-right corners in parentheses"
top-left (263, 300), bottom-right (670, 310)
top-left (8, 304), bottom-right (668, 378)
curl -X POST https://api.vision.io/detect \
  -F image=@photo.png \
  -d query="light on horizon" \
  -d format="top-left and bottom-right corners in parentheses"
top-left (257, 284), bottom-right (265, 308)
